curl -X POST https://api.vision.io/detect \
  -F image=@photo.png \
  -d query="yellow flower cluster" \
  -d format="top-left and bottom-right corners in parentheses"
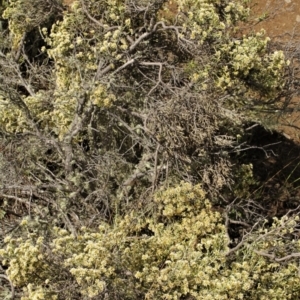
top-left (21, 284), bottom-right (58, 300)
top-left (173, 0), bottom-right (249, 43)
top-left (1, 182), bottom-right (300, 298)
top-left (91, 84), bottom-right (116, 107)
top-left (48, 183), bottom-right (228, 298)
top-left (216, 31), bottom-right (288, 92)
top-left (40, 0), bottom-right (129, 139)
top-left (49, 88), bottom-right (78, 139)
top-left (0, 91), bottom-right (53, 134)
top-left (3, 0), bottom-right (49, 50)
top-left (0, 102), bottom-right (24, 133)
top-left (0, 236), bottom-right (48, 286)
top-left (47, 21), bottom-right (73, 59)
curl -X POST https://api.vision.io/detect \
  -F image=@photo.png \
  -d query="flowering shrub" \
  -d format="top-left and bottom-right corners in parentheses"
top-left (0, 1), bottom-right (298, 299)
top-left (0, 0), bottom-right (287, 137)
top-left (2, 182), bottom-right (300, 299)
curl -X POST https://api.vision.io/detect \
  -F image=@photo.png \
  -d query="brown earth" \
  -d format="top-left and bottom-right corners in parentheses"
top-left (62, 0), bottom-right (75, 8)
top-left (250, 0), bottom-right (300, 41)
top-left (231, 0), bottom-right (300, 219)
top-left (246, 0), bottom-right (300, 142)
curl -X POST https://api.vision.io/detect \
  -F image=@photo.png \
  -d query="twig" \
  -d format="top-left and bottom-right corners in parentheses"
top-left (0, 274), bottom-right (15, 299)
top-left (96, 63), bottom-right (115, 79)
top-left (139, 61), bottom-right (163, 95)
top-left (254, 250), bottom-right (300, 262)
top-left (111, 59), bottom-right (136, 76)
top-left (152, 144), bottom-right (160, 192)
top-left (0, 193), bottom-right (30, 204)
top-left (225, 220), bottom-right (260, 256)
top-left (229, 219), bottom-right (251, 227)
top-left (14, 33), bottom-right (26, 62)
top-left (245, 123), bottom-right (260, 131)
top-left (80, 0), bottom-right (117, 31)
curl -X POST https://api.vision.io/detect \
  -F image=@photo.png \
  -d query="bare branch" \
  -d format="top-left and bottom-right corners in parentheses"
top-left (139, 61), bottom-right (163, 95)
top-left (229, 219), bottom-right (251, 227)
top-left (0, 193), bottom-right (31, 204)
top-left (152, 144), bottom-right (160, 192)
top-left (14, 33), bottom-right (26, 62)
top-left (80, 0), bottom-right (117, 31)
top-left (96, 63), bottom-right (115, 79)
top-left (111, 58), bottom-right (136, 76)
top-left (0, 274), bottom-right (15, 300)
top-left (127, 16), bottom-right (155, 52)
top-left (254, 250), bottom-right (300, 262)
top-left (225, 219), bottom-right (261, 257)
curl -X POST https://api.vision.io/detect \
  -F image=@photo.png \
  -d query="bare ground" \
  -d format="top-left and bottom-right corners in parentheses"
top-left (248, 0), bottom-right (300, 142)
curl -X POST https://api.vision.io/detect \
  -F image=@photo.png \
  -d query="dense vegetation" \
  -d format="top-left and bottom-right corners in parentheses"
top-left (0, 0), bottom-right (300, 299)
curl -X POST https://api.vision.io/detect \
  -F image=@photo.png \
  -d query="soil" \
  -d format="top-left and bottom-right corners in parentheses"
top-left (250, 0), bottom-right (300, 41)
top-left (62, 0), bottom-right (75, 8)
top-left (238, 124), bottom-right (300, 216)
top-left (246, 0), bottom-right (300, 142)
top-left (222, 1), bottom-right (300, 221)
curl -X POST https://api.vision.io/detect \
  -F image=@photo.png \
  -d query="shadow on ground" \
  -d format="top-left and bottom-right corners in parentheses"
top-left (233, 124), bottom-right (300, 219)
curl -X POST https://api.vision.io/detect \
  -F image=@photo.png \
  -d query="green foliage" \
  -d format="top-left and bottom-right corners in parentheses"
top-left (0, 235), bottom-right (49, 286)
top-left (0, 0), bottom-right (298, 299)
top-left (215, 31), bottom-right (288, 96)
top-left (0, 0), bottom-right (284, 137)
top-left (1, 183), bottom-right (300, 299)
top-left (3, 0), bottom-right (59, 49)
top-left (232, 163), bottom-right (256, 198)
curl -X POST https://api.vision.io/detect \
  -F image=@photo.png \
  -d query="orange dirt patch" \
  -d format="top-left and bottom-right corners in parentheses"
top-left (249, 0), bottom-right (300, 41)
top-left (63, 0), bottom-right (75, 7)
top-left (247, 0), bottom-right (300, 142)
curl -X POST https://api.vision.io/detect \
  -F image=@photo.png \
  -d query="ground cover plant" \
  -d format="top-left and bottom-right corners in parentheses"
top-left (1, 0), bottom-right (300, 299)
